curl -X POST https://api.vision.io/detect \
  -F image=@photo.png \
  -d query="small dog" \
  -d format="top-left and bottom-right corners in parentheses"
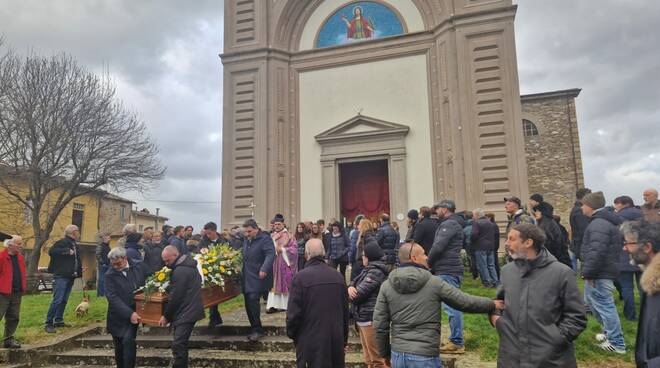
top-left (75, 292), bottom-right (90, 317)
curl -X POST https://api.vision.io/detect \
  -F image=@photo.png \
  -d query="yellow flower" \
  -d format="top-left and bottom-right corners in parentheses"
top-left (157, 272), bottom-right (166, 282)
top-left (208, 258), bottom-right (216, 264)
top-left (202, 268), bottom-right (209, 275)
top-left (220, 266), bottom-right (226, 273)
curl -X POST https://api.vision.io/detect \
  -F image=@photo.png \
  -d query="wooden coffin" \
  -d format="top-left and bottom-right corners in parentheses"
top-left (134, 280), bottom-right (240, 326)
top-left (134, 291), bottom-right (167, 326)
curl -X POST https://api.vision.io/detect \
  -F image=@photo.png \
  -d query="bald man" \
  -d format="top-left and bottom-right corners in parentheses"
top-left (373, 242), bottom-right (502, 367)
top-left (0, 236), bottom-right (26, 348)
top-left (642, 188), bottom-right (660, 223)
top-left (286, 239), bottom-right (349, 368)
top-left (159, 245), bottom-right (204, 368)
top-left (45, 224), bottom-right (82, 333)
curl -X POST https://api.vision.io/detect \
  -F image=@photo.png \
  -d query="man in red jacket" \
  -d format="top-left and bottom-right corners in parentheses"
top-left (0, 235), bottom-right (26, 348)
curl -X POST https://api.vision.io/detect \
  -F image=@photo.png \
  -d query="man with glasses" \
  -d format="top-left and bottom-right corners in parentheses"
top-left (621, 220), bottom-right (660, 367)
top-left (374, 242), bottom-right (503, 368)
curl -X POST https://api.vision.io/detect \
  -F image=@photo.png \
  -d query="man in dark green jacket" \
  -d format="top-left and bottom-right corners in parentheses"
top-left (492, 223), bottom-right (587, 367)
top-left (373, 242), bottom-right (502, 367)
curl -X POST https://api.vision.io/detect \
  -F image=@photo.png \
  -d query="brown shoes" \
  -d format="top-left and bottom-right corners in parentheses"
top-left (440, 342), bottom-right (465, 354)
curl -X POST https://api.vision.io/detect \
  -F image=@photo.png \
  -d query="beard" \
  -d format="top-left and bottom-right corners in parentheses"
top-left (629, 249), bottom-right (650, 268)
top-left (509, 247), bottom-right (528, 260)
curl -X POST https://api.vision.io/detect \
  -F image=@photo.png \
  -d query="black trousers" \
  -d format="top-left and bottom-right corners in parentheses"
top-left (172, 322), bottom-right (195, 368)
top-left (112, 324), bottom-right (138, 368)
top-left (208, 304), bottom-right (223, 325)
top-left (0, 293), bottom-right (21, 343)
top-left (244, 292), bottom-right (263, 333)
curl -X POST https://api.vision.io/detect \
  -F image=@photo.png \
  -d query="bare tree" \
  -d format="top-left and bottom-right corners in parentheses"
top-left (0, 47), bottom-right (165, 278)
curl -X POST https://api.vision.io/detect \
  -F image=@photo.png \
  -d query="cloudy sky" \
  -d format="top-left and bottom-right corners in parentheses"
top-left (1, 0), bottom-right (658, 228)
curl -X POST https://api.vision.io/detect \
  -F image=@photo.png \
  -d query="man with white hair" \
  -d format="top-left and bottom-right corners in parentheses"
top-left (117, 223), bottom-right (138, 248)
top-left (45, 224), bottom-right (82, 333)
top-left (0, 235), bottom-right (26, 348)
top-left (104, 246), bottom-right (150, 368)
top-left (642, 188), bottom-right (660, 223)
top-left (286, 238), bottom-right (349, 367)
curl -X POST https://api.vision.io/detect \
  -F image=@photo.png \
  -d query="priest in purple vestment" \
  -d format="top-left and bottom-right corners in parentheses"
top-left (267, 214), bottom-right (298, 313)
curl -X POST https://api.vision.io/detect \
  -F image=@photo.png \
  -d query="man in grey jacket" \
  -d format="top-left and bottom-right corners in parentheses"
top-left (374, 242), bottom-right (503, 368)
top-left (492, 223), bottom-right (587, 367)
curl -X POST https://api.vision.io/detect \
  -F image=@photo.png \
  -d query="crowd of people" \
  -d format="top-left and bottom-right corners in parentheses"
top-left (0, 187), bottom-right (659, 368)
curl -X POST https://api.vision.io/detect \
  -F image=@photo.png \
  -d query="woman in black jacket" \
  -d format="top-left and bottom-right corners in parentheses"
top-left (533, 202), bottom-right (572, 268)
top-left (348, 242), bottom-right (389, 368)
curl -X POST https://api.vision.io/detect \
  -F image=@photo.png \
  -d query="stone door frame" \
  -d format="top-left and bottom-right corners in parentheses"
top-left (315, 115), bottom-right (409, 222)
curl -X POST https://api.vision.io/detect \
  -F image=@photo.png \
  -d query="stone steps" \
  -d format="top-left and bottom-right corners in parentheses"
top-left (80, 333), bottom-right (364, 352)
top-left (49, 348), bottom-right (372, 367)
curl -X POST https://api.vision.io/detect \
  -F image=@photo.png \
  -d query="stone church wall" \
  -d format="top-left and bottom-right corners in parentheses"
top-left (521, 89), bottom-right (584, 225)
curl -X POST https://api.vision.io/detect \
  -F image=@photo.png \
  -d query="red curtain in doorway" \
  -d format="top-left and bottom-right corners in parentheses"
top-left (340, 160), bottom-right (390, 221)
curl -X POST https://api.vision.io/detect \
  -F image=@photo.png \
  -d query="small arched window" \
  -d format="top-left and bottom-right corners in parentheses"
top-left (522, 119), bottom-right (539, 137)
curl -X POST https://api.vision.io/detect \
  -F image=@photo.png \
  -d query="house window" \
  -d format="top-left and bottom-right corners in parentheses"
top-left (120, 206), bottom-right (126, 221)
top-left (72, 203), bottom-right (84, 234)
top-left (522, 119), bottom-right (539, 137)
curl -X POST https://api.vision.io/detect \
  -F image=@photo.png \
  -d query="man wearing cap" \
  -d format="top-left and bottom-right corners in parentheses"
top-left (428, 199), bottom-right (468, 354)
top-left (504, 197), bottom-right (535, 238)
top-left (621, 221), bottom-right (660, 367)
top-left (241, 219), bottom-right (276, 342)
top-left (267, 214), bottom-right (298, 314)
top-left (581, 191), bottom-right (626, 354)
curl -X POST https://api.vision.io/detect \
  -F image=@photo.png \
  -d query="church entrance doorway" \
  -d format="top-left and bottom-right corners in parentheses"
top-left (339, 159), bottom-right (390, 223)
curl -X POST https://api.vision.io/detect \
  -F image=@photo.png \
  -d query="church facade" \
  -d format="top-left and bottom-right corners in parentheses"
top-left (220, 0), bottom-right (584, 231)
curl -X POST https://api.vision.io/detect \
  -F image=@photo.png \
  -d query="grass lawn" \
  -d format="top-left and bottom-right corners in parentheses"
top-left (0, 291), bottom-right (245, 345)
top-left (456, 274), bottom-right (638, 366)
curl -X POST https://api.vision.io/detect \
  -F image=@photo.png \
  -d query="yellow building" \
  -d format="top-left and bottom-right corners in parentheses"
top-left (0, 180), bottom-right (134, 285)
top-left (132, 208), bottom-right (169, 233)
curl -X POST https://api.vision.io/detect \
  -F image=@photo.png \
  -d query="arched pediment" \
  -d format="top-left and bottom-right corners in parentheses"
top-left (273, 0), bottom-right (449, 52)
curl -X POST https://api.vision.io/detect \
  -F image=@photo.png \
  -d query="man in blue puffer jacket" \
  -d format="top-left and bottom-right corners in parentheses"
top-left (428, 199), bottom-right (467, 354)
top-left (376, 214), bottom-right (399, 266)
top-left (581, 191), bottom-right (626, 354)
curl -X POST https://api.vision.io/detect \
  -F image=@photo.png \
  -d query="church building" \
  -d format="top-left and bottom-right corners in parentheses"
top-left (220, 0), bottom-right (584, 233)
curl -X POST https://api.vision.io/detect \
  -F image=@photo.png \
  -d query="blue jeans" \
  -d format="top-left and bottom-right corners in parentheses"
top-left (391, 351), bottom-right (442, 368)
top-left (474, 251), bottom-right (499, 286)
top-left (437, 275), bottom-right (464, 347)
top-left (97, 264), bottom-right (108, 297)
top-left (45, 276), bottom-right (75, 325)
top-left (584, 279), bottom-right (625, 350)
top-left (617, 271), bottom-right (642, 320)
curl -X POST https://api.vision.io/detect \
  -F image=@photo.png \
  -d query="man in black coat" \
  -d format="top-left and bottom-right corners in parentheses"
top-left (471, 209), bottom-right (500, 287)
top-left (241, 219), bottom-right (275, 342)
top-left (95, 232), bottom-right (111, 297)
top-left (159, 246), bottom-right (205, 368)
top-left (104, 247), bottom-right (151, 368)
top-left (376, 214), bottom-right (399, 265)
top-left (412, 207), bottom-right (440, 255)
top-left (45, 224), bottom-right (83, 333)
top-left (198, 221), bottom-right (224, 328)
top-left (622, 221), bottom-right (660, 367)
top-left (286, 239), bottom-right (349, 368)
top-left (569, 188), bottom-right (591, 270)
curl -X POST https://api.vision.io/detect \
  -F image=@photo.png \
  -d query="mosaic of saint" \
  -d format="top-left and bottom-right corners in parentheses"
top-left (316, 1), bottom-right (405, 48)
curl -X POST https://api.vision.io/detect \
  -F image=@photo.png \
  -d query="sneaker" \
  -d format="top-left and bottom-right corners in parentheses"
top-left (439, 342), bottom-right (465, 354)
top-left (598, 341), bottom-right (626, 354)
top-left (3, 339), bottom-right (21, 349)
top-left (595, 333), bottom-right (607, 342)
top-left (44, 325), bottom-right (56, 334)
top-left (53, 322), bottom-right (71, 328)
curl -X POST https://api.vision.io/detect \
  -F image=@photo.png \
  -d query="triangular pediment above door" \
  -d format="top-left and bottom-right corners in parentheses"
top-left (315, 115), bottom-right (410, 143)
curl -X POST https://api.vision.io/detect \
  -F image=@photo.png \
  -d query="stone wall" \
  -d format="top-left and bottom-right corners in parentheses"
top-left (98, 197), bottom-right (132, 238)
top-left (521, 89), bottom-right (584, 226)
